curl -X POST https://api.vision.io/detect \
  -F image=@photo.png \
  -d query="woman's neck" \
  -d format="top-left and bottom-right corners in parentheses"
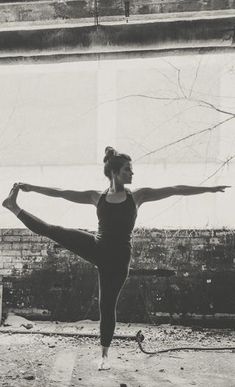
top-left (109, 182), bottom-right (124, 193)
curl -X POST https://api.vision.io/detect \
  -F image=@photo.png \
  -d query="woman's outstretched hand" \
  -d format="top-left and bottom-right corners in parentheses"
top-left (210, 185), bottom-right (231, 193)
top-left (17, 183), bottom-right (33, 192)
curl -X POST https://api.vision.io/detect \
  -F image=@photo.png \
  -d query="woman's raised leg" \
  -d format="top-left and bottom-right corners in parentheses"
top-left (2, 184), bottom-right (98, 265)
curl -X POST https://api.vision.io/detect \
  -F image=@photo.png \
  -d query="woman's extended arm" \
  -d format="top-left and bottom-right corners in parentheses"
top-left (17, 183), bottom-right (100, 205)
top-left (133, 185), bottom-right (230, 206)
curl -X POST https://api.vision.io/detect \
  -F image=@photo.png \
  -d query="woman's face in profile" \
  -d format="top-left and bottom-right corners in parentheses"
top-left (116, 161), bottom-right (134, 185)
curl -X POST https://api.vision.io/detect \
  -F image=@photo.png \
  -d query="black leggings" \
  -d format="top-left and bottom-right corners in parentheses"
top-left (17, 209), bottom-right (129, 347)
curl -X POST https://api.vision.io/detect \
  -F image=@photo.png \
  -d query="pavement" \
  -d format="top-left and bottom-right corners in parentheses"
top-left (0, 313), bottom-right (235, 386)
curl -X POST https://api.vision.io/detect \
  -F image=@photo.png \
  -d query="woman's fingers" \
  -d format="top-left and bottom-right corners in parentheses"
top-left (217, 185), bottom-right (231, 192)
top-left (210, 185), bottom-right (231, 193)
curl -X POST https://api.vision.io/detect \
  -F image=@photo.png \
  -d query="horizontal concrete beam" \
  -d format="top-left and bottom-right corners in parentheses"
top-left (1, 46), bottom-right (235, 65)
top-left (0, 328), bottom-right (137, 340)
top-left (0, 0), bottom-right (235, 24)
top-left (0, 14), bottom-right (234, 63)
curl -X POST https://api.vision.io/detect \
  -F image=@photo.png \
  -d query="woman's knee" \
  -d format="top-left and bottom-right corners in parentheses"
top-left (100, 299), bottom-right (116, 313)
top-left (99, 298), bottom-right (117, 318)
top-left (42, 224), bottom-right (64, 239)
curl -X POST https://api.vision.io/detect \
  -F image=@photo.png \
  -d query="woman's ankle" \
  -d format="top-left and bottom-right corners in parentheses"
top-left (14, 207), bottom-right (22, 217)
top-left (101, 346), bottom-right (109, 358)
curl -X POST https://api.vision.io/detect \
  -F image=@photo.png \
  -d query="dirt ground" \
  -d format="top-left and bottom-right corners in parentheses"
top-left (0, 314), bottom-right (235, 387)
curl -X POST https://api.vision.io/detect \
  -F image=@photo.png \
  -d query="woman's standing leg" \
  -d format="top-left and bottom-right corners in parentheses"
top-left (98, 266), bottom-right (129, 370)
top-left (3, 184), bottom-right (128, 369)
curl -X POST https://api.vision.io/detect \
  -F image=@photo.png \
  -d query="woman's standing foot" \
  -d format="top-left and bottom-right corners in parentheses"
top-left (98, 356), bottom-right (111, 371)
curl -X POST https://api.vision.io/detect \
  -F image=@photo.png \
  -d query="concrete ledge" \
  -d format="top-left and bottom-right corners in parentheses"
top-left (152, 313), bottom-right (235, 328)
top-left (1, 46), bottom-right (235, 65)
top-left (4, 308), bottom-right (235, 328)
top-left (0, 328), bottom-right (137, 340)
top-left (0, 15), bottom-right (234, 63)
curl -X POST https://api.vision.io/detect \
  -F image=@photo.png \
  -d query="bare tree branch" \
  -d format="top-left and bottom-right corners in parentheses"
top-left (134, 115), bottom-right (235, 162)
top-left (190, 98), bottom-right (235, 116)
top-left (189, 57), bottom-right (202, 98)
top-left (102, 94), bottom-right (235, 117)
top-left (177, 68), bottom-right (187, 98)
top-left (138, 104), bottom-right (199, 145)
top-left (200, 155), bottom-right (235, 184)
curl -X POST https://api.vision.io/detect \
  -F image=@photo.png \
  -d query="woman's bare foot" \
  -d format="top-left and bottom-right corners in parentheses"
top-left (2, 184), bottom-right (21, 215)
top-left (98, 356), bottom-right (110, 371)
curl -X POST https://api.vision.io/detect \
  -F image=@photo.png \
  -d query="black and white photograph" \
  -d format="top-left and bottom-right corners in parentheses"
top-left (0, 1), bottom-right (235, 386)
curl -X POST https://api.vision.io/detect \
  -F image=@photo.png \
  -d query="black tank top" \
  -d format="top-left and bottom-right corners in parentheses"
top-left (96, 188), bottom-right (137, 246)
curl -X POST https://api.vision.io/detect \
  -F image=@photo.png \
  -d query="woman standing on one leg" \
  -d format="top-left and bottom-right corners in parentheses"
top-left (2, 146), bottom-right (230, 370)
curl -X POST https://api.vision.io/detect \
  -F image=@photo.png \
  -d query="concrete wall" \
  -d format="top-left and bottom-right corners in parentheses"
top-left (1, 228), bottom-right (235, 323)
top-left (1, 17), bottom-right (234, 57)
top-left (0, 0), bottom-right (235, 25)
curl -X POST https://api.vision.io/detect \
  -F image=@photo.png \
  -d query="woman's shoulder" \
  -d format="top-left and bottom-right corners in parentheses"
top-left (128, 188), bottom-right (146, 208)
top-left (91, 190), bottom-right (105, 206)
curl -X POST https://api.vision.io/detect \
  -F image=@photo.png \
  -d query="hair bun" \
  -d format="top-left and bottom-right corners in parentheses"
top-left (103, 146), bottom-right (118, 162)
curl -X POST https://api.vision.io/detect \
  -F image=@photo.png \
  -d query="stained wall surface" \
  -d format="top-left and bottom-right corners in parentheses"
top-left (1, 227), bottom-right (235, 323)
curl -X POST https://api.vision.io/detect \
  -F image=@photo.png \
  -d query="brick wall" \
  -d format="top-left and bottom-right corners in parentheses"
top-left (1, 228), bottom-right (235, 323)
top-left (132, 229), bottom-right (235, 271)
top-left (1, 228), bottom-right (235, 277)
top-left (0, 229), bottom-right (53, 277)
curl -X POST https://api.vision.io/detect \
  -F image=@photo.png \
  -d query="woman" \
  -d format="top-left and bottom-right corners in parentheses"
top-left (2, 146), bottom-right (230, 370)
